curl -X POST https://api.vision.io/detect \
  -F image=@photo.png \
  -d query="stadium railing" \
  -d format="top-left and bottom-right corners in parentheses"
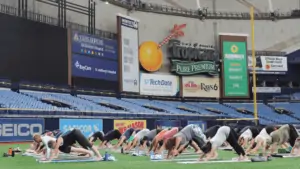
top-left (102, 0), bottom-right (300, 20)
top-left (0, 108), bottom-right (219, 120)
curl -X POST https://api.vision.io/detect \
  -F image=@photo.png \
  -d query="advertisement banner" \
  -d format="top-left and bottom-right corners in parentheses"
top-left (72, 31), bottom-right (118, 60)
top-left (72, 54), bottom-right (118, 81)
top-left (59, 119), bottom-right (103, 138)
top-left (182, 76), bottom-right (220, 98)
top-left (248, 56), bottom-right (287, 74)
top-left (188, 121), bottom-right (207, 131)
top-left (140, 73), bottom-right (179, 96)
top-left (155, 120), bottom-right (181, 129)
top-left (0, 118), bottom-right (44, 142)
top-left (118, 14), bottom-right (140, 93)
top-left (222, 41), bottom-right (249, 97)
top-left (252, 87), bottom-right (281, 93)
top-left (114, 120), bottom-right (146, 133)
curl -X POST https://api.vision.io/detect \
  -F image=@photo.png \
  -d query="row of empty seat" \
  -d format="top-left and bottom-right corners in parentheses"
top-left (0, 88), bottom-right (299, 125)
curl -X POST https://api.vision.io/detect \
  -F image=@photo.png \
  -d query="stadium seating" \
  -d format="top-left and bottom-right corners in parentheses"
top-left (0, 87), bottom-right (299, 124)
top-left (226, 103), bottom-right (298, 123)
top-left (268, 102), bottom-right (300, 119)
top-left (79, 95), bottom-right (155, 114)
top-left (20, 90), bottom-right (118, 113)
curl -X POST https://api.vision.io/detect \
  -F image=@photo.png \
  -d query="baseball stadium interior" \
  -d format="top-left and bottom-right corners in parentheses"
top-left (1, 0), bottom-right (300, 168)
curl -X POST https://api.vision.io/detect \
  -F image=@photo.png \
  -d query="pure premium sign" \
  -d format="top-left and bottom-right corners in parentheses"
top-left (168, 39), bottom-right (219, 75)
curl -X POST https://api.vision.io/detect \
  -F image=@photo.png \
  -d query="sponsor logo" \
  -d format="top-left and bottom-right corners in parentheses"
top-left (144, 79), bottom-right (172, 86)
top-left (184, 81), bottom-right (218, 92)
top-left (114, 120), bottom-right (146, 134)
top-left (139, 24), bottom-right (186, 72)
top-left (62, 124), bottom-right (99, 133)
top-left (168, 39), bottom-right (219, 75)
top-left (0, 124), bottom-right (43, 136)
top-left (121, 18), bottom-right (138, 29)
top-left (184, 81), bottom-right (200, 90)
top-left (59, 119), bottom-right (103, 138)
top-left (74, 61), bottom-right (92, 71)
top-left (124, 79), bottom-right (138, 86)
top-left (73, 33), bottom-right (104, 45)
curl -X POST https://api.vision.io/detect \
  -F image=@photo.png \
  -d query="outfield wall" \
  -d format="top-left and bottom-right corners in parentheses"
top-left (0, 117), bottom-right (216, 142)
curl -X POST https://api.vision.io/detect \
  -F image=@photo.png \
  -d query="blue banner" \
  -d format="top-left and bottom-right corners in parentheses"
top-left (59, 119), bottom-right (103, 138)
top-left (72, 54), bottom-right (118, 81)
top-left (188, 121), bottom-right (207, 131)
top-left (0, 118), bottom-right (44, 142)
top-left (155, 120), bottom-right (181, 129)
top-left (72, 31), bottom-right (118, 60)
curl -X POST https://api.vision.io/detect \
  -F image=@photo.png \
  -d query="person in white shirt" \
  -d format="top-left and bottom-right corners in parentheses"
top-left (238, 126), bottom-right (261, 148)
top-left (200, 126), bottom-right (247, 161)
top-left (33, 134), bottom-right (56, 160)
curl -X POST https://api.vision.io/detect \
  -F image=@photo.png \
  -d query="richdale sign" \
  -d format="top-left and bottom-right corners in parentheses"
top-left (168, 39), bottom-right (219, 76)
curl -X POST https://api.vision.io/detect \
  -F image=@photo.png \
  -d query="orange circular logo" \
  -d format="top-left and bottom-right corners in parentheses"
top-left (139, 41), bottom-right (163, 72)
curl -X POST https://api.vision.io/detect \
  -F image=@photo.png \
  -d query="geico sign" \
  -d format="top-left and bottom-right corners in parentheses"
top-left (0, 124), bottom-right (43, 136)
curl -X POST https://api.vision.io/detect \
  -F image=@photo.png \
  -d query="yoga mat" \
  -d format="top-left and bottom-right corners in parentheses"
top-left (152, 158), bottom-right (222, 162)
top-left (38, 158), bottom-right (99, 163)
top-left (178, 159), bottom-right (251, 164)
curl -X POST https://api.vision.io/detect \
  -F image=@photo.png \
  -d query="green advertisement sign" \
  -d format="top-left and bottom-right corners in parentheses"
top-left (170, 60), bottom-right (218, 75)
top-left (222, 41), bottom-right (249, 97)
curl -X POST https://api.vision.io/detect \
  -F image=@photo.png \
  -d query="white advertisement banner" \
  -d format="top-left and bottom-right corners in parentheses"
top-left (118, 14), bottom-right (140, 93)
top-left (252, 87), bottom-right (281, 93)
top-left (248, 56), bottom-right (287, 74)
top-left (182, 76), bottom-right (220, 98)
top-left (140, 73), bottom-right (179, 96)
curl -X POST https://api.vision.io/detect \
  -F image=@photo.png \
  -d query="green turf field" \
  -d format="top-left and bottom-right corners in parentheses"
top-left (1, 143), bottom-right (300, 169)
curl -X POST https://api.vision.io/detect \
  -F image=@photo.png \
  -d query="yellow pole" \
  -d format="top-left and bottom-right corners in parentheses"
top-left (250, 7), bottom-right (258, 125)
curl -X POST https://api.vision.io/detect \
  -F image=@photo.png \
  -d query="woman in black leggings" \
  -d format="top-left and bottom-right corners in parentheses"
top-left (200, 126), bottom-right (247, 161)
top-left (48, 129), bottom-right (102, 161)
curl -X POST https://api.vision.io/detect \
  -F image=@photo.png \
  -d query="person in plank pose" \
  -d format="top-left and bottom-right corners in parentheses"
top-left (124, 128), bottom-right (150, 151)
top-left (114, 128), bottom-right (138, 149)
top-left (246, 126), bottom-right (277, 155)
top-left (269, 124), bottom-right (299, 154)
top-left (165, 124), bottom-right (207, 158)
top-left (238, 126), bottom-right (261, 148)
top-left (89, 131), bottom-right (105, 146)
top-left (156, 127), bottom-right (182, 154)
top-left (141, 129), bottom-right (162, 151)
top-left (33, 134), bottom-right (57, 159)
top-left (165, 125), bottom-right (221, 158)
top-left (149, 128), bottom-right (170, 153)
top-left (200, 126), bottom-right (248, 161)
top-left (291, 136), bottom-right (300, 155)
top-left (205, 125), bottom-right (221, 139)
top-left (47, 128), bottom-right (102, 161)
top-left (28, 129), bottom-right (61, 154)
top-left (98, 129), bottom-right (122, 148)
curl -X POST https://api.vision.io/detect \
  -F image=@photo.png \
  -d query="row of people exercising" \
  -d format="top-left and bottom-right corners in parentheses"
top-left (28, 124), bottom-right (300, 161)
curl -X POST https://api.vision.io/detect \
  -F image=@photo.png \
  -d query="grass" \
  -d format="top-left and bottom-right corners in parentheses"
top-left (1, 143), bottom-right (300, 169)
